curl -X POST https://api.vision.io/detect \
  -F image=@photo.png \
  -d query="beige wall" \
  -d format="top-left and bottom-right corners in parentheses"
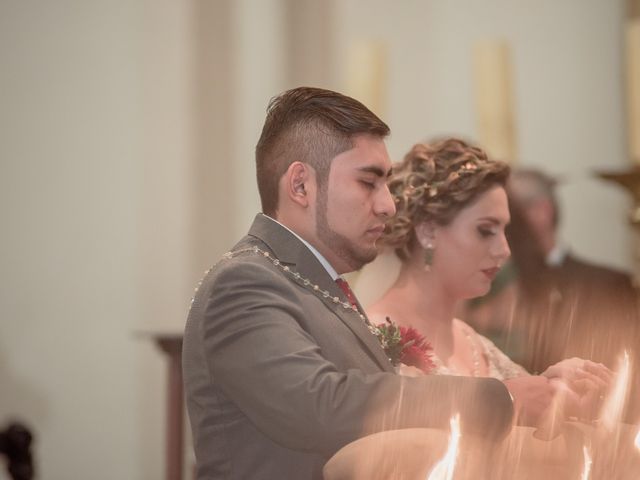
top-left (0, 1), bottom-right (213, 478)
top-left (332, 0), bottom-right (630, 271)
top-left (0, 0), bottom-right (631, 478)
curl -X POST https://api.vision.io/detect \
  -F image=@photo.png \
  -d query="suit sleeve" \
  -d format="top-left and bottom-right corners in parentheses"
top-left (197, 259), bottom-right (514, 455)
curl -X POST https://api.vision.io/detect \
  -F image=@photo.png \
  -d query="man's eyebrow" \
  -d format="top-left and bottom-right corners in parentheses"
top-left (358, 166), bottom-right (392, 178)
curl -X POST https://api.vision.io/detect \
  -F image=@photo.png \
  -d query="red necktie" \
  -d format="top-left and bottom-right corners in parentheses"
top-left (335, 278), bottom-right (359, 310)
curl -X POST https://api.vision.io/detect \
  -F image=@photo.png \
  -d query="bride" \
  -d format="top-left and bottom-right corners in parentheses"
top-left (368, 138), bottom-right (611, 428)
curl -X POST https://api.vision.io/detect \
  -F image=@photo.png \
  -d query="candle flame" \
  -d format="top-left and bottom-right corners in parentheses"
top-left (581, 446), bottom-right (592, 480)
top-left (601, 350), bottom-right (631, 430)
top-left (427, 414), bottom-right (461, 480)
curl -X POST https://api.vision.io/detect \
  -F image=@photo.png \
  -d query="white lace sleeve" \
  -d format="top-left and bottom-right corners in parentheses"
top-left (476, 332), bottom-right (529, 380)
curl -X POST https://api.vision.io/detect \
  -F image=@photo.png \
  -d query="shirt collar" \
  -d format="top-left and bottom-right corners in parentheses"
top-left (546, 243), bottom-right (568, 267)
top-left (262, 214), bottom-right (340, 280)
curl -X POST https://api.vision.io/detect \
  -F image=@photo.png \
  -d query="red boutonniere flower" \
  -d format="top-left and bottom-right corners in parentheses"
top-left (373, 317), bottom-right (435, 374)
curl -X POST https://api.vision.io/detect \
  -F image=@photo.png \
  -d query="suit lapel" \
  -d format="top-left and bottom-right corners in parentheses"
top-left (247, 214), bottom-right (393, 371)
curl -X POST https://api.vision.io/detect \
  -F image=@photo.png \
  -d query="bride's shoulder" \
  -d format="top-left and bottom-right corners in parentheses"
top-left (454, 318), bottom-right (499, 351)
top-left (453, 318), bottom-right (483, 340)
top-left (453, 317), bottom-right (476, 332)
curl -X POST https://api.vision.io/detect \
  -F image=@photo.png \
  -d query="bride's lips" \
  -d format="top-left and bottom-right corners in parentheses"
top-left (482, 267), bottom-right (500, 280)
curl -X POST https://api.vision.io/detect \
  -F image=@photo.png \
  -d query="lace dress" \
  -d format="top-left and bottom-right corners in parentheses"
top-left (430, 322), bottom-right (529, 380)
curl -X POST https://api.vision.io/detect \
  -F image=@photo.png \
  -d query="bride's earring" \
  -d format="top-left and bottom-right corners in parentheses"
top-left (423, 243), bottom-right (434, 271)
top-left (416, 222), bottom-right (436, 272)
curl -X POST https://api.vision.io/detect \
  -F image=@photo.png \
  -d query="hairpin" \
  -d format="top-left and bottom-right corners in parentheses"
top-left (396, 160), bottom-right (480, 203)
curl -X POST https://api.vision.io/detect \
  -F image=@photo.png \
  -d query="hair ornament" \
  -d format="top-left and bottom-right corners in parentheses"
top-left (402, 183), bottom-right (427, 202)
top-left (447, 161), bottom-right (479, 183)
top-left (400, 160), bottom-right (480, 203)
top-left (462, 161), bottom-right (478, 171)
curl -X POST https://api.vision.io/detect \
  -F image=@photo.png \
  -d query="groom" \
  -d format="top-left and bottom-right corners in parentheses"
top-left (183, 87), bottom-right (514, 480)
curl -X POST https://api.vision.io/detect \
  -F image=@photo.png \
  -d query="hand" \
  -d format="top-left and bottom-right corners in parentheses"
top-left (503, 375), bottom-right (555, 427)
top-left (541, 357), bottom-right (613, 395)
top-left (532, 374), bottom-right (607, 440)
top-left (530, 378), bottom-right (577, 439)
top-left (542, 357), bottom-right (613, 421)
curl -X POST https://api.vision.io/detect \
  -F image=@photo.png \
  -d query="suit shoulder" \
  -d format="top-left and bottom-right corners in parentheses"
top-left (186, 246), bottom-right (302, 332)
top-left (563, 255), bottom-right (632, 285)
top-left (201, 246), bottom-right (289, 291)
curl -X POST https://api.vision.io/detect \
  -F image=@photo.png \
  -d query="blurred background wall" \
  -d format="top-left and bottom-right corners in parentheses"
top-left (0, 0), bottom-right (633, 478)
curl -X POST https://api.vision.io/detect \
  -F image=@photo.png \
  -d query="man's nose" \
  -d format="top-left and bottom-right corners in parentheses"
top-left (376, 185), bottom-right (396, 217)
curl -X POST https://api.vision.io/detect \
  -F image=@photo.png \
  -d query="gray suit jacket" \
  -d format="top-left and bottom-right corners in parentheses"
top-left (183, 214), bottom-right (513, 480)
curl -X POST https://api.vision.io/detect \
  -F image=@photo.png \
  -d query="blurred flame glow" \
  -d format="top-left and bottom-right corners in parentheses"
top-left (581, 446), bottom-right (592, 480)
top-left (635, 427), bottom-right (639, 451)
top-left (601, 351), bottom-right (630, 430)
top-left (427, 414), bottom-right (460, 480)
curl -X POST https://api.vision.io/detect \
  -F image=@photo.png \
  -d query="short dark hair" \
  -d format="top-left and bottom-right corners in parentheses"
top-left (255, 86), bottom-right (390, 216)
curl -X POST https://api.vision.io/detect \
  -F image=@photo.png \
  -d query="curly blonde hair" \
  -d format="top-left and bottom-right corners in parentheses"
top-left (383, 138), bottom-right (510, 260)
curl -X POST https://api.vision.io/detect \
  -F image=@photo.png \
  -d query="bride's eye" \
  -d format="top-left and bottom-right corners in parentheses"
top-left (477, 226), bottom-right (496, 238)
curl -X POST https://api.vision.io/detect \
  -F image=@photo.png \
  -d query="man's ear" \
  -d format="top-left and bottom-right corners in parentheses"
top-left (415, 221), bottom-right (436, 249)
top-left (284, 161), bottom-right (312, 207)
